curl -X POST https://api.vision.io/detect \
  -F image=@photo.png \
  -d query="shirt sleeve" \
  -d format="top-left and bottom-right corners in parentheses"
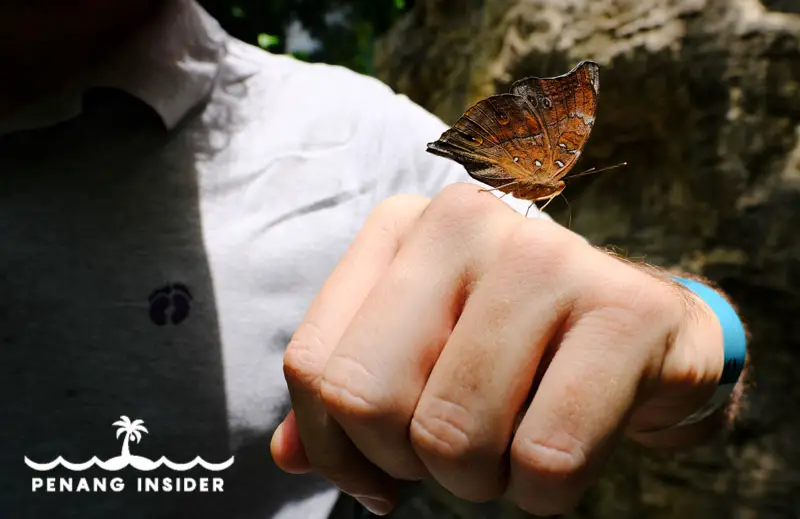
top-left (370, 90), bottom-right (552, 220)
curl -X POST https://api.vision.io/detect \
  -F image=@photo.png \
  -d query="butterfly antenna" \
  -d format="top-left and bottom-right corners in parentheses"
top-left (566, 161), bottom-right (628, 180)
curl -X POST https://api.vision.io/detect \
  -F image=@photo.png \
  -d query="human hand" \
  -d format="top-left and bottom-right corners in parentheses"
top-left (270, 183), bottom-right (736, 516)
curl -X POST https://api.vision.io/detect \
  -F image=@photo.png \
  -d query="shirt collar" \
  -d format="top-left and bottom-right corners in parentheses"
top-left (0, 0), bottom-right (227, 135)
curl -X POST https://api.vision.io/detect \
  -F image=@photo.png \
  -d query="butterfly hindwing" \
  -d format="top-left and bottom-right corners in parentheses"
top-left (510, 60), bottom-right (599, 181)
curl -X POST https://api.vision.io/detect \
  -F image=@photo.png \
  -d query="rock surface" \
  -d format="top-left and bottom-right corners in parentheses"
top-left (375, 1), bottom-right (800, 517)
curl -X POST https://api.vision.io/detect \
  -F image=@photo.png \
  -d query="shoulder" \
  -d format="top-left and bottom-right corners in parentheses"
top-left (217, 38), bottom-right (442, 136)
top-left (204, 38), bottom-right (551, 218)
top-left (206, 38), bottom-right (466, 197)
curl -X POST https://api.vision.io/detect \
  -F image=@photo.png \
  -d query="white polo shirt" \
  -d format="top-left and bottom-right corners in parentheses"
top-left (0, 1), bottom-right (542, 517)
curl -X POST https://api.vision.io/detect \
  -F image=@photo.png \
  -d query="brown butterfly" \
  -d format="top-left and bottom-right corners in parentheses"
top-left (426, 60), bottom-right (601, 215)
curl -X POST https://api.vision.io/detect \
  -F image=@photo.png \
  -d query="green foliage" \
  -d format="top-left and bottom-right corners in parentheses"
top-left (199, 0), bottom-right (414, 75)
top-left (256, 32), bottom-right (280, 49)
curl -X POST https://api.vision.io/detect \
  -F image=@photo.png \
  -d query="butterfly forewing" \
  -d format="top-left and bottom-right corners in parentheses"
top-left (426, 94), bottom-right (552, 185)
top-left (426, 120), bottom-right (514, 183)
top-left (510, 60), bottom-right (599, 181)
top-left (474, 95), bottom-right (552, 180)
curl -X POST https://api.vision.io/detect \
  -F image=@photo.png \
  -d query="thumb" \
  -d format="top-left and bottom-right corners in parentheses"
top-left (271, 410), bottom-right (312, 473)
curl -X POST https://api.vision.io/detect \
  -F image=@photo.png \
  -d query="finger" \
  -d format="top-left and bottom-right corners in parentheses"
top-left (270, 410), bottom-right (311, 474)
top-left (628, 406), bottom-right (727, 450)
top-left (279, 194), bottom-right (429, 510)
top-left (507, 261), bottom-right (678, 516)
top-left (626, 279), bottom-right (732, 447)
top-left (318, 183), bottom-right (519, 481)
top-left (408, 219), bottom-right (581, 501)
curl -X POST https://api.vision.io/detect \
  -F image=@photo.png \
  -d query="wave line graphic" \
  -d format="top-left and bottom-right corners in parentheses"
top-left (24, 455), bottom-right (235, 472)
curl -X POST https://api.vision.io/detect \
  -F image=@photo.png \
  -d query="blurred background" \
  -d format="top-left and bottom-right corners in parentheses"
top-left (200, 1), bottom-right (800, 517)
top-left (200, 0), bottom-right (416, 75)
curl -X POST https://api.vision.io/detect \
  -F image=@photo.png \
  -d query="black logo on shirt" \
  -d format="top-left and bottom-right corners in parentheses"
top-left (148, 283), bottom-right (193, 326)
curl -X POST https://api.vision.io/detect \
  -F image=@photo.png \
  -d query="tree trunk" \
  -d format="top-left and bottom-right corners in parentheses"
top-left (121, 433), bottom-right (130, 458)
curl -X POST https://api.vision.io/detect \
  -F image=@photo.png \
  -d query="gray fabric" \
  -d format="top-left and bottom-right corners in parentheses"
top-left (0, 43), bottom-right (463, 519)
top-left (3, 90), bottom-right (330, 518)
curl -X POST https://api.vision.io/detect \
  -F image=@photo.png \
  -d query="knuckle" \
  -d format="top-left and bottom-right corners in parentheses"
top-left (319, 355), bottom-right (386, 421)
top-left (283, 323), bottom-right (327, 390)
top-left (437, 182), bottom-right (492, 209)
top-left (508, 433), bottom-right (589, 516)
top-left (424, 182), bottom-right (500, 231)
top-left (642, 277), bottom-right (683, 324)
top-left (373, 193), bottom-right (429, 215)
top-left (511, 434), bottom-right (589, 484)
top-left (606, 273), bottom-right (678, 330)
top-left (574, 256), bottom-right (681, 345)
top-left (364, 193), bottom-right (430, 246)
top-left (369, 193), bottom-right (429, 226)
top-left (410, 396), bottom-right (479, 462)
top-left (498, 219), bottom-right (577, 279)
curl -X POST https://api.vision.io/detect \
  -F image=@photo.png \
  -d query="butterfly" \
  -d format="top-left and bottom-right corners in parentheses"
top-left (426, 60), bottom-right (601, 215)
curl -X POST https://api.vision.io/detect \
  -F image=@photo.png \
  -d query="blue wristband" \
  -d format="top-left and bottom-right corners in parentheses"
top-left (670, 276), bottom-right (746, 426)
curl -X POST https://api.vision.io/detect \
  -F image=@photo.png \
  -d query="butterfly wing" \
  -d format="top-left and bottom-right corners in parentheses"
top-left (510, 60), bottom-right (599, 182)
top-left (426, 93), bottom-right (553, 190)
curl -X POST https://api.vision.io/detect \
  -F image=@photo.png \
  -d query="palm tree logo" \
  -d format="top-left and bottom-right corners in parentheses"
top-left (102, 415), bottom-right (157, 470)
top-left (24, 414), bottom-right (235, 472)
top-left (113, 416), bottom-right (148, 459)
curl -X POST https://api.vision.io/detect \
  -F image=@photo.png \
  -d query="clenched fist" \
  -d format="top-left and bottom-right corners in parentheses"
top-left (271, 183), bottom-right (736, 516)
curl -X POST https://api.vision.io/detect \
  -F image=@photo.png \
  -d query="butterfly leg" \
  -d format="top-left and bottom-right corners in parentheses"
top-left (538, 194), bottom-right (559, 213)
top-left (525, 200), bottom-right (537, 218)
top-left (478, 180), bottom-right (518, 196)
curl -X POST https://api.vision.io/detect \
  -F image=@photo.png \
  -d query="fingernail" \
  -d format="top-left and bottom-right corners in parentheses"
top-left (354, 496), bottom-right (392, 516)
